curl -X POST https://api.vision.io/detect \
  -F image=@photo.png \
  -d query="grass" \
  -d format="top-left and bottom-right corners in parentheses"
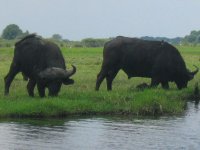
top-left (0, 46), bottom-right (199, 118)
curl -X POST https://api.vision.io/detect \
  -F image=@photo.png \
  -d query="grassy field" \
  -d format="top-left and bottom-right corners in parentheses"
top-left (0, 46), bottom-right (199, 118)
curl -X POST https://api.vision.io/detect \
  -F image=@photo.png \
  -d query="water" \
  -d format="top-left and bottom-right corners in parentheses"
top-left (0, 102), bottom-right (200, 150)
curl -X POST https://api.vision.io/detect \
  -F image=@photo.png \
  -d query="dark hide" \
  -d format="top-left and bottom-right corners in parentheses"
top-left (96, 36), bottom-right (198, 91)
top-left (5, 34), bottom-right (76, 97)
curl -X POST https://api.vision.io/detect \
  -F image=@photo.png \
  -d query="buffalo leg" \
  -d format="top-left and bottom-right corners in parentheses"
top-left (161, 81), bottom-right (169, 89)
top-left (27, 79), bottom-right (36, 97)
top-left (95, 70), bottom-right (107, 91)
top-left (106, 70), bottom-right (119, 91)
top-left (150, 78), bottom-right (159, 88)
top-left (22, 72), bottom-right (28, 81)
top-left (4, 63), bottom-right (20, 95)
top-left (37, 83), bottom-right (45, 97)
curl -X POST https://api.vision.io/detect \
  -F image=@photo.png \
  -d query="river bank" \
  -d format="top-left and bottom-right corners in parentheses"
top-left (0, 101), bottom-right (199, 150)
top-left (0, 88), bottom-right (193, 118)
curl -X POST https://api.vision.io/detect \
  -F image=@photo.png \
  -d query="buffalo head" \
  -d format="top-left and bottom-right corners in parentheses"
top-left (38, 65), bottom-right (76, 96)
top-left (176, 65), bottom-right (199, 89)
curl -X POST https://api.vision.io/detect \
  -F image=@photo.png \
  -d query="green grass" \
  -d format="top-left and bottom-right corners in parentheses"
top-left (0, 46), bottom-right (199, 118)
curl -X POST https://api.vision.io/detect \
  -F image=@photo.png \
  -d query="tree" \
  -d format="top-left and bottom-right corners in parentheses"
top-left (196, 35), bottom-right (200, 43)
top-left (1, 24), bottom-right (23, 40)
top-left (182, 30), bottom-right (200, 45)
top-left (52, 34), bottom-right (62, 41)
top-left (82, 38), bottom-right (109, 47)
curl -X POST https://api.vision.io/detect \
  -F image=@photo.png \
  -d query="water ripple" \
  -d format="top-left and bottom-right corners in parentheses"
top-left (0, 102), bottom-right (200, 150)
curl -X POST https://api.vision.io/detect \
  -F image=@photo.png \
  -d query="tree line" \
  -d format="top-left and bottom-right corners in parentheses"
top-left (1, 24), bottom-right (200, 48)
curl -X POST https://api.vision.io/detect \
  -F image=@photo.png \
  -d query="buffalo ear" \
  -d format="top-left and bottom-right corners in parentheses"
top-left (188, 74), bottom-right (194, 81)
top-left (62, 78), bottom-right (74, 85)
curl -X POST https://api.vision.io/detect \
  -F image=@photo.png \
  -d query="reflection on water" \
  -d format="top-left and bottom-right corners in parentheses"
top-left (0, 102), bottom-right (200, 150)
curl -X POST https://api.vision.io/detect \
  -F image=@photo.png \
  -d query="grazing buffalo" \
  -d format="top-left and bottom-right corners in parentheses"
top-left (96, 36), bottom-right (198, 91)
top-left (5, 34), bottom-right (76, 97)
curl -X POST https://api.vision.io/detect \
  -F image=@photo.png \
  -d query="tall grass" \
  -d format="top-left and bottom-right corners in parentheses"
top-left (0, 46), bottom-right (199, 118)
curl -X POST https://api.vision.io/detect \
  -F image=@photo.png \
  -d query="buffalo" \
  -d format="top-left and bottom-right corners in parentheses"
top-left (96, 36), bottom-right (198, 91)
top-left (5, 34), bottom-right (76, 97)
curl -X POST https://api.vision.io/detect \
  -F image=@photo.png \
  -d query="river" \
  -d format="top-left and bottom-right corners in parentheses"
top-left (0, 102), bottom-right (199, 150)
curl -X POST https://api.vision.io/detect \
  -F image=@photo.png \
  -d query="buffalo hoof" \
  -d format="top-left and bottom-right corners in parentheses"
top-left (4, 93), bottom-right (9, 96)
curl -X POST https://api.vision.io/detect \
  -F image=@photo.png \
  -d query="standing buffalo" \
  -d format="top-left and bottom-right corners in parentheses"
top-left (96, 36), bottom-right (198, 91)
top-left (5, 34), bottom-right (76, 97)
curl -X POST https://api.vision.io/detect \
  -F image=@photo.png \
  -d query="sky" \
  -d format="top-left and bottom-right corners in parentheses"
top-left (0, 0), bottom-right (200, 40)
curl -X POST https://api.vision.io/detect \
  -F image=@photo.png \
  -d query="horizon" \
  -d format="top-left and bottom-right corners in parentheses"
top-left (1, 0), bottom-right (200, 40)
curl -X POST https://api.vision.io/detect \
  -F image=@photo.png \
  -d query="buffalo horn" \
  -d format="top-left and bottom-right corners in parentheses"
top-left (190, 65), bottom-right (199, 75)
top-left (188, 65), bottom-right (199, 80)
top-left (39, 65), bottom-right (76, 79)
top-left (65, 65), bottom-right (76, 77)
